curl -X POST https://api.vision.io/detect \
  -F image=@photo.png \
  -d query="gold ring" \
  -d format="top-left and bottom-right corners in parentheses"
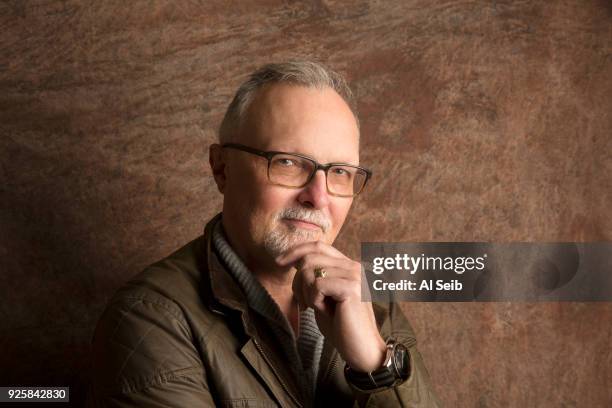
top-left (314, 267), bottom-right (327, 279)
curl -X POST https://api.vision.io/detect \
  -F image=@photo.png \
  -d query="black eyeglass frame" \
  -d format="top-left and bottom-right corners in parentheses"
top-left (221, 143), bottom-right (372, 197)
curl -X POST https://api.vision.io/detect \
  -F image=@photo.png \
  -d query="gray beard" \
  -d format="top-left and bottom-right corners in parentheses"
top-left (263, 224), bottom-right (320, 258)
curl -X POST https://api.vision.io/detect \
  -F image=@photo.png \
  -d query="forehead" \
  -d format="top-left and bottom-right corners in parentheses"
top-left (239, 83), bottom-right (360, 164)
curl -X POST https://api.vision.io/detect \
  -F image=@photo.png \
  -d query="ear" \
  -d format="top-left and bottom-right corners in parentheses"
top-left (209, 144), bottom-right (226, 194)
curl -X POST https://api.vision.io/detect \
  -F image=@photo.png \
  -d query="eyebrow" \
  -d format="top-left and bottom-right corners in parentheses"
top-left (274, 148), bottom-right (359, 166)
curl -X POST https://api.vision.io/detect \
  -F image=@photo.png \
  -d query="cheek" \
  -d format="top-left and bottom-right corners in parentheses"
top-left (224, 163), bottom-right (273, 230)
top-left (328, 199), bottom-right (353, 237)
top-left (249, 185), bottom-right (297, 224)
top-left (226, 161), bottom-right (272, 209)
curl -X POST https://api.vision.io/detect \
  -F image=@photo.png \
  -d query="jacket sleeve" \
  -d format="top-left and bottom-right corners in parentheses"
top-left (87, 289), bottom-right (217, 407)
top-left (350, 302), bottom-right (442, 408)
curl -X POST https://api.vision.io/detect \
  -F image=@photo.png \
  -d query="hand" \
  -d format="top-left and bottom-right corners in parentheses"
top-left (275, 241), bottom-right (386, 372)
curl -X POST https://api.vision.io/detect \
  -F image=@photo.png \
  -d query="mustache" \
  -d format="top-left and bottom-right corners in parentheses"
top-left (277, 207), bottom-right (331, 233)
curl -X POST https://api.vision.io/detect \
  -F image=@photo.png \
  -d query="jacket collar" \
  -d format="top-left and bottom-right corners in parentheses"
top-left (198, 213), bottom-right (259, 336)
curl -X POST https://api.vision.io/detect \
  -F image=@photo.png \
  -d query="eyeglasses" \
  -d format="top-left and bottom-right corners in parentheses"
top-left (221, 143), bottom-right (372, 197)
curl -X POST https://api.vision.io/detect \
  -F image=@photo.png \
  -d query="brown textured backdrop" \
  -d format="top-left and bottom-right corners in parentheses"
top-left (1, 1), bottom-right (611, 406)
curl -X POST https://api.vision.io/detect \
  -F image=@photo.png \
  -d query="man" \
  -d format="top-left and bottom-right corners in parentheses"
top-left (88, 61), bottom-right (441, 407)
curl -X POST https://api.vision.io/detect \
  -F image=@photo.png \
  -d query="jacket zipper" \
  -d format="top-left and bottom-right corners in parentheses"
top-left (253, 338), bottom-right (303, 408)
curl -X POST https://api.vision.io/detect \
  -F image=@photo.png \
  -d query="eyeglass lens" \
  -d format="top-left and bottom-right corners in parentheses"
top-left (268, 153), bottom-right (366, 196)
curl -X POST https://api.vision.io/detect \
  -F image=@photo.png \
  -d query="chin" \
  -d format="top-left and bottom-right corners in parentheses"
top-left (262, 226), bottom-right (320, 258)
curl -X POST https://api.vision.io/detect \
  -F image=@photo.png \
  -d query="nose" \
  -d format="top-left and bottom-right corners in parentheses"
top-left (297, 170), bottom-right (330, 209)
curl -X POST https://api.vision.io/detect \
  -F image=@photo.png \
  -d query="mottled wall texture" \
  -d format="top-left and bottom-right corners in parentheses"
top-left (1, 1), bottom-right (610, 406)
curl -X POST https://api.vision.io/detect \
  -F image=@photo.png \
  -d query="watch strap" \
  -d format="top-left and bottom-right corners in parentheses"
top-left (344, 339), bottom-right (410, 391)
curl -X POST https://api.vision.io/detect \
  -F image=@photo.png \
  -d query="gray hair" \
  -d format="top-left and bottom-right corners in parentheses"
top-left (218, 60), bottom-right (359, 143)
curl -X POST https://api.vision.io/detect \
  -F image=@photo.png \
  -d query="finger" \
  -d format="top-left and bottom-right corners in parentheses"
top-left (275, 241), bottom-right (345, 266)
top-left (307, 276), bottom-right (360, 311)
top-left (297, 263), bottom-right (359, 304)
top-left (297, 263), bottom-right (363, 315)
top-left (295, 254), bottom-right (353, 279)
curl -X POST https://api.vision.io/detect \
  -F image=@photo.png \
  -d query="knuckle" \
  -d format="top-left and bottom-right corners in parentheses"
top-left (300, 254), bottom-right (314, 270)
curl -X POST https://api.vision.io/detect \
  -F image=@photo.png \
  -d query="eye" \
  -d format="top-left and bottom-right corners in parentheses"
top-left (331, 167), bottom-right (351, 176)
top-left (275, 158), bottom-right (296, 167)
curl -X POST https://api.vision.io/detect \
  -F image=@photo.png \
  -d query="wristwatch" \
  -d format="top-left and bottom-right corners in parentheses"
top-left (344, 339), bottom-right (410, 391)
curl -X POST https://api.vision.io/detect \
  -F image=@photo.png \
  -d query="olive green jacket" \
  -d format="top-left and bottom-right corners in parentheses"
top-left (88, 214), bottom-right (441, 407)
